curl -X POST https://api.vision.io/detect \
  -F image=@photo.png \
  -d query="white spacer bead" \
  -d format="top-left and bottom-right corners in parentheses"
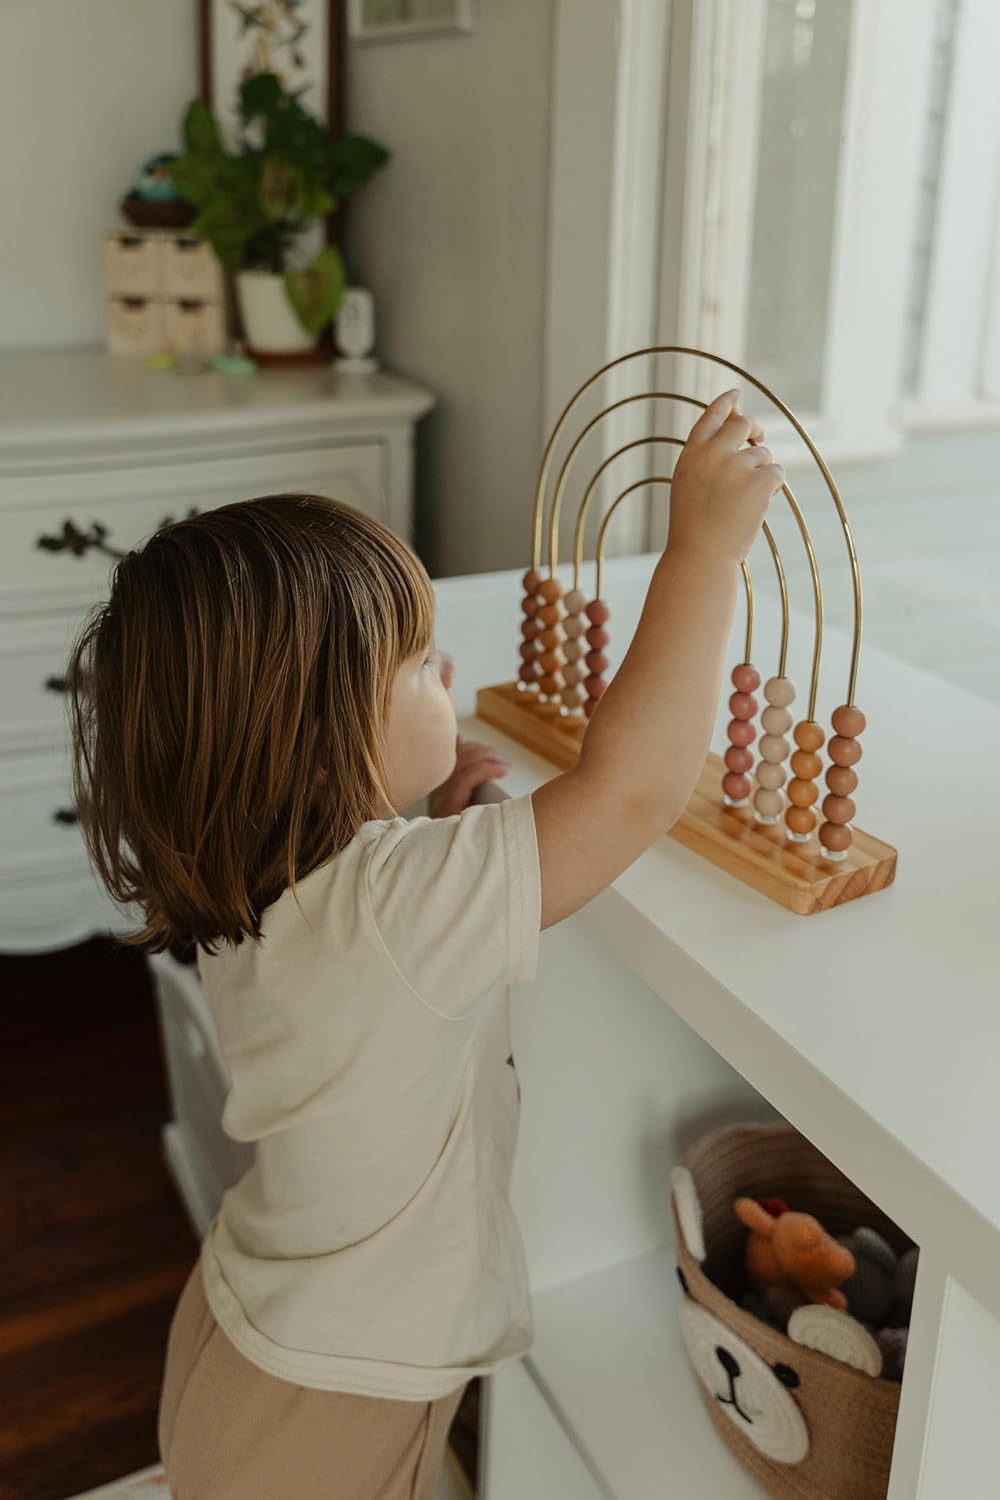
top-left (756, 761), bottom-right (787, 791)
top-left (565, 589), bottom-right (587, 615)
top-left (759, 734), bottom-right (791, 764)
top-left (761, 705), bottom-right (793, 736)
top-left (763, 676), bottom-right (797, 709)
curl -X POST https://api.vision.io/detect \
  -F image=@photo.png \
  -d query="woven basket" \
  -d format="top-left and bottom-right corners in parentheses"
top-left (671, 1123), bottom-right (909, 1500)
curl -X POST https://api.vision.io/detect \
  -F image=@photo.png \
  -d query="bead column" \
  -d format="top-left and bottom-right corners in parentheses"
top-left (535, 577), bottom-right (565, 703)
top-left (785, 719), bottom-right (826, 843)
top-left (754, 677), bottom-right (796, 825)
top-left (819, 705), bottom-right (865, 859)
top-left (560, 589), bottom-right (588, 716)
top-left (518, 569), bottom-right (543, 691)
top-left (723, 663), bottom-right (760, 806)
top-left (583, 599), bottom-right (610, 720)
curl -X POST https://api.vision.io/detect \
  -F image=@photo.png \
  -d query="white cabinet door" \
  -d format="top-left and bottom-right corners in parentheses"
top-left (482, 1361), bottom-right (607, 1500)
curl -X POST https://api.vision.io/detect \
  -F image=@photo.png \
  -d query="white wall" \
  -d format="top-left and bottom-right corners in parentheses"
top-left (346, 0), bottom-right (555, 577)
top-left (0, 0), bottom-right (195, 351)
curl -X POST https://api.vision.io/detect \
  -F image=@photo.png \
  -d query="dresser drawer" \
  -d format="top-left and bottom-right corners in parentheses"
top-left (0, 615), bottom-right (79, 753)
top-left (0, 753), bottom-right (88, 880)
top-left (1, 442), bottom-right (386, 614)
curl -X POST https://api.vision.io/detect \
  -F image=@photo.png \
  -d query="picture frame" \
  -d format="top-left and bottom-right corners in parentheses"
top-left (347, 0), bottom-right (476, 45)
top-left (197, 0), bottom-right (344, 147)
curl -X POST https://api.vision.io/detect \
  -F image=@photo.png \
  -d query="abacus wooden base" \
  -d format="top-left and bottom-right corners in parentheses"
top-left (476, 682), bottom-right (898, 915)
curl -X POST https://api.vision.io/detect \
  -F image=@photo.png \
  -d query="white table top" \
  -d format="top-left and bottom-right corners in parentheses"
top-left (434, 554), bottom-right (1000, 1318)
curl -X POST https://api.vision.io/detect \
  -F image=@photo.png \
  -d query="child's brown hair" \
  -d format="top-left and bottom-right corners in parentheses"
top-left (67, 494), bottom-right (435, 954)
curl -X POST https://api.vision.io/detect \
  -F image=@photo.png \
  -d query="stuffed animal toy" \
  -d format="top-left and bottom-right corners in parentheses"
top-left (837, 1227), bottom-right (897, 1324)
top-left (734, 1196), bottom-right (856, 1310)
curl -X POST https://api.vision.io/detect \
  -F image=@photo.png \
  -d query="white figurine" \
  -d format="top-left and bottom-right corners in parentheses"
top-left (334, 287), bottom-right (378, 374)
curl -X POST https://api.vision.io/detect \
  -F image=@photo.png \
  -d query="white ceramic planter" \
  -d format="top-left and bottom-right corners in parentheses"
top-left (236, 270), bottom-right (316, 354)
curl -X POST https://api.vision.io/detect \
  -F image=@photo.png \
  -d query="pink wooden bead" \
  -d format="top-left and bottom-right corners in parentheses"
top-left (731, 663), bottom-right (761, 693)
top-left (586, 650), bottom-right (610, 674)
top-left (723, 772), bottom-right (751, 802)
top-left (522, 569), bottom-right (542, 594)
top-left (725, 745), bottom-right (754, 774)
top-left (729, 691), bottom-right (758, 720)
top-left (727, 718), bottom-right (757, 748)
top-left (585, 674), bottom-right (607, 700)
top-left (518, 663), bottom-right (539, 685)
top-left (521, 618), bottom-right (541, 640)
top-left (585, 599), bottom-right (611, 625)
top-left (565, 589), bottom-right (588, 615)
top-left (522, 595), bottom-right (540, 618)
top-left (586, 625), bottom-right (610, 650)
top-left (519, 641), bottom-right (538, 663)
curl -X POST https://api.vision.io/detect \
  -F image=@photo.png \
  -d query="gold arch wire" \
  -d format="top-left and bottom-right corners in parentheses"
top-left (572, 436), bottom-right (790, 677)
top-left (531, 346), bottom-right (860, 710)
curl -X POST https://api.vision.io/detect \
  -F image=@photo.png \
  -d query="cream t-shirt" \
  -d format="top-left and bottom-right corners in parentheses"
top-left (197, 793), bottom-right (541, 1401)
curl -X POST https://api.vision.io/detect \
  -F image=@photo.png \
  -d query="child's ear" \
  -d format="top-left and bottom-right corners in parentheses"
top-left (735, 1196), bottom-right (777, 1237)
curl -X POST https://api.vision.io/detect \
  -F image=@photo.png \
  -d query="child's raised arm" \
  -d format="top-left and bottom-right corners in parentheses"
top-left (531, 389), bottom-right (785, 929)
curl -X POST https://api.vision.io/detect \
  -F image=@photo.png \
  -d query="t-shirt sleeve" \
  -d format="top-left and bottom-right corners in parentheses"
top-left (363, 793), bottom-right (541, 1020)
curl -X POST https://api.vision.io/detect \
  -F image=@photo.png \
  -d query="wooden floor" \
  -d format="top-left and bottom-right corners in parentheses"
top-left (0, 937), bottom-right (481, 1500)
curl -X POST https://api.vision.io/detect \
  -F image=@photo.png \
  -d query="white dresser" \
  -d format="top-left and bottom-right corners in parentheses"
top-left (0, 347), bottom-right (433, 954)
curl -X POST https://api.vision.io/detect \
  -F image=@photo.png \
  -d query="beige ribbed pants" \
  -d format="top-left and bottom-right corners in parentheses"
top-left (158, 1264), bottom-right (468, 1500)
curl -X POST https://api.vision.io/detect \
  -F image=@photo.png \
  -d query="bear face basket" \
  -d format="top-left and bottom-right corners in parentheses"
top-left (671, 1123), bottom-right (912, 1500)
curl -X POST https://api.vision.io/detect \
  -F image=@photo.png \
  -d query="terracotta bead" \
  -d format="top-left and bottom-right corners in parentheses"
top-left (759, 734), bottom-right (790, 764)
top-left (732, 663), bottom-right (761, 693)
top-left (563, 639), bottom-right (585, 663)
top-left (822, 793), bottom-right (856, 826)
top-left (519, 641), bottom-right (538, 663)
top-left (539, 673), bottom-right (561, 695)
top-left (563, 615), bottom-right (587, 639)
top-left (819, 822), bottom-right (852, 854)
top-left (725, 745), bottom-right (754, 774)
top-left (561, 684), bottom-right (586, 708)
top-left (828, 735), bottom-right (863, 768)
top-left (723, 772), bottom-right (751, 802)
top-left (522, 569), bottom-right (541, 594)
top-left (832, 704), bottom-right (867, 738)
top-left (727, 719), bottom-right (757, 748)
top-left (785, 805), bottom-right (816, 836)
top-left (790, 749), bottom-right (822, 781)
top-left (584, 698), bottom-right (599, 719)
top-left (537, 649), bottom-right (561, 674)
top-left (538, 578), bottom-right (563, 604)
top-left (794, 720), bottom-right (825, 752)
top-left (756, 761), bottom-right (787, 791)
top-left (538, 603), bottom-right (563, 628)
top-left (761, 705), bottom-right (792, 736)
top-left (787, 777), bottom-right (818, 808)
top-left (521, 618), bottom-right (542, 640)
top-left (826, 764), bottom-right (858, 797)
top-left (518, 663), bottom-right (539, 685)
top-left (729, 692), bottom-right (758, 720)
top-left (585, 674), bottom-right (607, 700)
top-left (521, 595), bottom-right (540, 618)
top-left (565, 589), bottom-right (587, 615)
top-left (586, 626), bottom-right (610, 650)
top-left (763, 676), bottom-right (796, 708)
top-left (562, 663), bottom-right (584, 686)
top-left (585, 599), bottom-right (611, 625)
top-left (537, 626), bottom-right (562, 650)
top-left (586, 651), bottom-right (610, 674)
top-left (754, 788), bottom-right (784, 818)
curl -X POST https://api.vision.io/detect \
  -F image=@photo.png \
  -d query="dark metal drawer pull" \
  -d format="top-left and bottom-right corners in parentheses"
top-left (52, 808), bottom-right (79, 825)
top-left (44, 675), bottom-right (68, 694)
top-left (36, 510), bottom-right (200, 562)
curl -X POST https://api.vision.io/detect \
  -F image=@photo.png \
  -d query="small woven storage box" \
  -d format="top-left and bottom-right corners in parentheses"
top-left (671, 1123), bottom-right (910, 1500)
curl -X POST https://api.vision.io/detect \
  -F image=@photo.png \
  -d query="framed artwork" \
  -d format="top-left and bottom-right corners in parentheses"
top-left (198, 0), bottom-right (344, 146)
top-left (348, 0), bottom-right (476, 44)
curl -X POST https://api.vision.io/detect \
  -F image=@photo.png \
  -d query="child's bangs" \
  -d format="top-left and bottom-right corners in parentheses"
top-left (384, 534), bottom-right (436, 662)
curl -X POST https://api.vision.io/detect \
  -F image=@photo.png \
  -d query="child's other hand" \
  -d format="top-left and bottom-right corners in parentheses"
top-left (667, 389), bottom-right (784, 564)
top-left (429, 736), bottom-right (512, 817)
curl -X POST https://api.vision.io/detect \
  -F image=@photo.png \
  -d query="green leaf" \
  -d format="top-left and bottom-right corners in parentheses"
top-left (327, 135), bottom-right (390, 198)
top-left (284, 245), bottom-right (345, 334)
top-left (258, 155), bottom-right (299, 221)
top-left (182, 99), bottom-right (223, 158)
top-left (239, 71), bottom-right (286, 124)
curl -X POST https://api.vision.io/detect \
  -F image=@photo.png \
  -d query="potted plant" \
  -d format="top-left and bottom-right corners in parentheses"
top-left (169, 72), bottom-right (388, 356)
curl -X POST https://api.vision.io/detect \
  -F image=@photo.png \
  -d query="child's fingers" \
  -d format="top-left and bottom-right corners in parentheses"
top-left (747, 418), bottom-right (765, 445)
top-left (686, 388), bottom-right (741, 445)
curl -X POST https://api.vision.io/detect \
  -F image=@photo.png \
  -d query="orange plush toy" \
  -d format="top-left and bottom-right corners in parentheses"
top-left (735, 1197), bottom-right (856, 1310)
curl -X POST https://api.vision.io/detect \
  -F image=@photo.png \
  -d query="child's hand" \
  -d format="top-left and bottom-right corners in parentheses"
top-left (667, 389), bottom-right (783, 564)
top-left (429, 736), bottom-right (512, 818)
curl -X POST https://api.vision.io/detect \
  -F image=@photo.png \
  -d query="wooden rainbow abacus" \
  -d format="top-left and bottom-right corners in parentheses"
top-left (476, 346), bottom-right (898, 915)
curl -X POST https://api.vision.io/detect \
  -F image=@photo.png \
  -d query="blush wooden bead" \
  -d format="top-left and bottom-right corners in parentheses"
top-left (790, 749), bottom-right (822, 781)
top-left (725, 745), bottom-right (754, 774)
top-left (538, 602), bottom-right (563, 627)
top-left (788, 777), bottom-right (819, 808)
top-left (537, 626), bottom-right (562, 650)
top-left (521, 618), bottom-right (542, 640)
top-left (826, 764), bottom-right (858, 796)
top-left (754, 788), bottom-right (784, 818)
top-left (561, 684), bottom-right (586, 708)
top-left (756, 761), bottom-right (787, 791)
top-left (819, 822), bottom-right (852, 853)
top-left (521, 595), bottom-right (540, 618)
top-left (785, 805), bottom-right (816, 836)
top-left (761, 705), bottom-right (793, 735)
top-left (585, 674), bottom-right (607, 700)
top-left (518, 663), bottom-right (539, 685)
top-left (794, 720), bottom-right (825, 752)
top-left (585, 599), bottom-right (610, 624)
top-left (538, 578), bottom-right (563, 604)
top-left (586, 650), bottom-right (610, 674)
top-left (565, 589), bottom-right (587, 614)
top-left (727, 719), bottom-right (757, 748)
top-left (563, 639), bottom-right (585, 663)
top-left (723, 772), bottom-right (751, 802)
top-left (537, 649), bottom-right (561, 674)
top-left (759, 734), bottom-right (790, 764)
top-left (729, 692), bottom-right (758, 719)
top-left (763, 676), bottom-right (796, 708)
top-left (563, 615), bottom-right (587, 639)
top-left (832, 704), bottom-right (867, 738)
top-left (828, 735), bottom-right (863, 767)
top-left (732, 663), bottom-right (761, 693)
top-left (522, 569), bottom-right (542, 594)
top-left (586, 625), bottom-right (610, 650)
top-left (539, 672), bottom-right (561, 695)
top-left (822, 793), bottom-right (856, 825)
top-left (562, 662), bottom-right (584, 686)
